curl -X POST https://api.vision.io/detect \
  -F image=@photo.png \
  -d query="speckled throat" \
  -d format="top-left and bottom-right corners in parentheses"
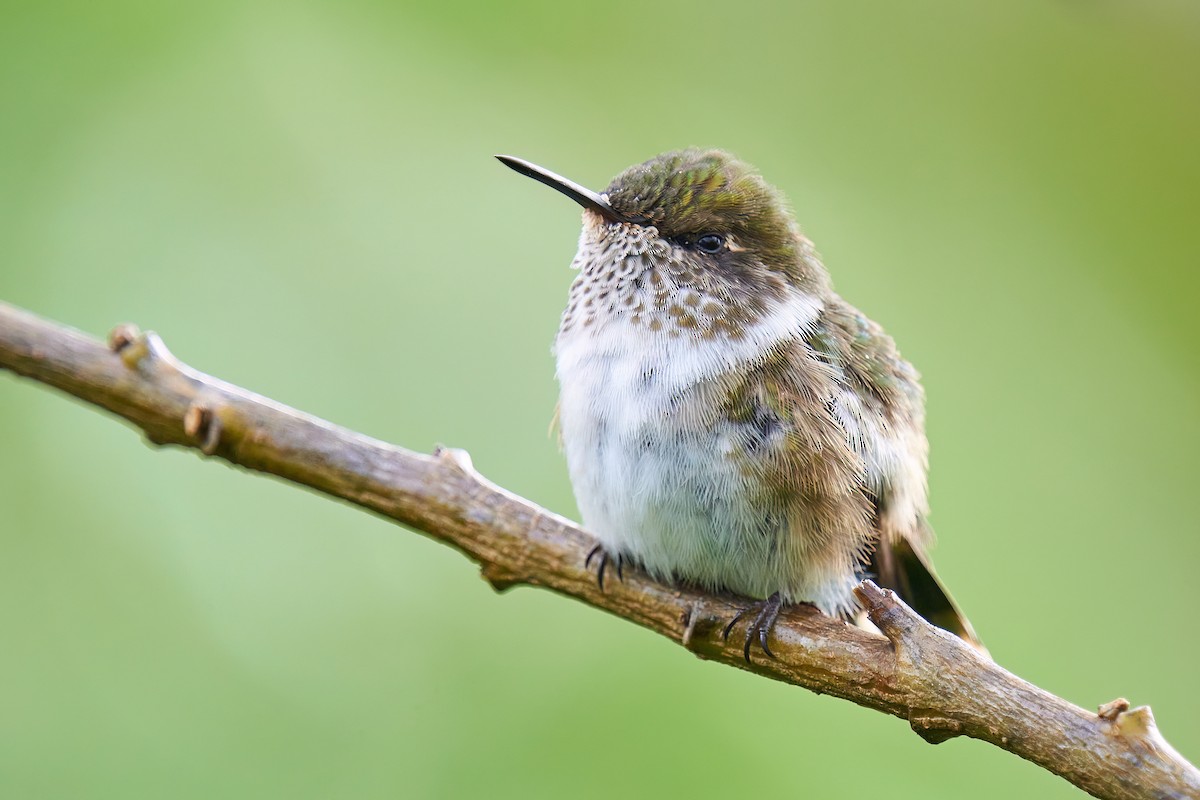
top-left (559, 212), bottom-right (795, 342)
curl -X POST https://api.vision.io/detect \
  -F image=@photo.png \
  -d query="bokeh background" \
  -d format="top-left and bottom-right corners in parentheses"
top-left (2, 1), bottom-right (1198, 797)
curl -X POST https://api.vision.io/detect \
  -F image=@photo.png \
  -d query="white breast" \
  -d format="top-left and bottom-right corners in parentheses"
top-left (553, 288), bottom-right (827, 600)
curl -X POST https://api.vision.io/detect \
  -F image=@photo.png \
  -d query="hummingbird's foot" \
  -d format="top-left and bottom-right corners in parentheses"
top-left (584, 544), bottom-right (624, 591)
top-left (721, 592), bottom-right (784, 662)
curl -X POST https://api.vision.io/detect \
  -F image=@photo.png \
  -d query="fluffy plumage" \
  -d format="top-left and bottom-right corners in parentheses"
top-left (546, 149), bottom-right (980, 646)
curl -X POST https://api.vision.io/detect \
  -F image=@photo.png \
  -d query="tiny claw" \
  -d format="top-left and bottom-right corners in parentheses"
top-left (585, 543), bottom-right (607, 590)
top-left (724, 592), bottom-right (784, 663)
top-left (756, 597), bottom-right (782, 660)
top-left (722, 606), bottom-right (751, 642)
top-left (584, 544), bottom-right (624, 592)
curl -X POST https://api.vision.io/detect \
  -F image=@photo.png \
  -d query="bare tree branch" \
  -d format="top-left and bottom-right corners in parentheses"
top-left (1, 300), bottom-right (1196, 800)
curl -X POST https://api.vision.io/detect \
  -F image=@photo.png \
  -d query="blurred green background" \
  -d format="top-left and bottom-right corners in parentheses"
top-left (2, 1), bottom-right (1198, 797)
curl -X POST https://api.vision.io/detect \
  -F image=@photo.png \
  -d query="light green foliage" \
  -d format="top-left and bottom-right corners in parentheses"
top-left (1, 2), bottom-right (1197, 798)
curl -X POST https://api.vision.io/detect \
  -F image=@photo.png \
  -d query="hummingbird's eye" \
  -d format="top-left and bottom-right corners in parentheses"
top-left (695, 233), bottom-right (725, 254)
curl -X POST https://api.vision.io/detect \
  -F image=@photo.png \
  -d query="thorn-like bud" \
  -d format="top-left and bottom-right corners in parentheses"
top-left (434, 445), bottom-right (475, 472)
top-left (107, 323), bottom-right (140, 353)
top-left (1098, 697), bottom-right (1130, 721)
top-left (183, 404), bottom-right (206, 438)
top-left (183, 402), bottom-right (222, 455)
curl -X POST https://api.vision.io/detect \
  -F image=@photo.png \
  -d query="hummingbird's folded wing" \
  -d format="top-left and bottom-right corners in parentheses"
top-left (868, 533), bottom-right (988, 655)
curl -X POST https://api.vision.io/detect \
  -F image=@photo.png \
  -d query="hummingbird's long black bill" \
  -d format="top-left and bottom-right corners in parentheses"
top-left (495, 155), bottom-right (637, 224)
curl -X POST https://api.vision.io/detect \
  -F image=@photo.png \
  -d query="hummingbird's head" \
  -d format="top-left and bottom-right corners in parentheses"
top-left (497, 150), bottom-right (830, 338)
top-left (605, 150), bottom-right (799, 268)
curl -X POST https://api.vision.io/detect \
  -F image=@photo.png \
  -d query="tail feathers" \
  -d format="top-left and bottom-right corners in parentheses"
top-left (868, 537), bottom-right (987, 656)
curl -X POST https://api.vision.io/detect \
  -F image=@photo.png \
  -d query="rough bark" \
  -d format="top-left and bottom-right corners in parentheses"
top-left (1, 300), bottom-right (1196, 800)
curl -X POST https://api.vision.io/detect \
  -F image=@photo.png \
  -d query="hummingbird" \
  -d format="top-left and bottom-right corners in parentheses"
top-left (497, 149), bottom-right (982, 659)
